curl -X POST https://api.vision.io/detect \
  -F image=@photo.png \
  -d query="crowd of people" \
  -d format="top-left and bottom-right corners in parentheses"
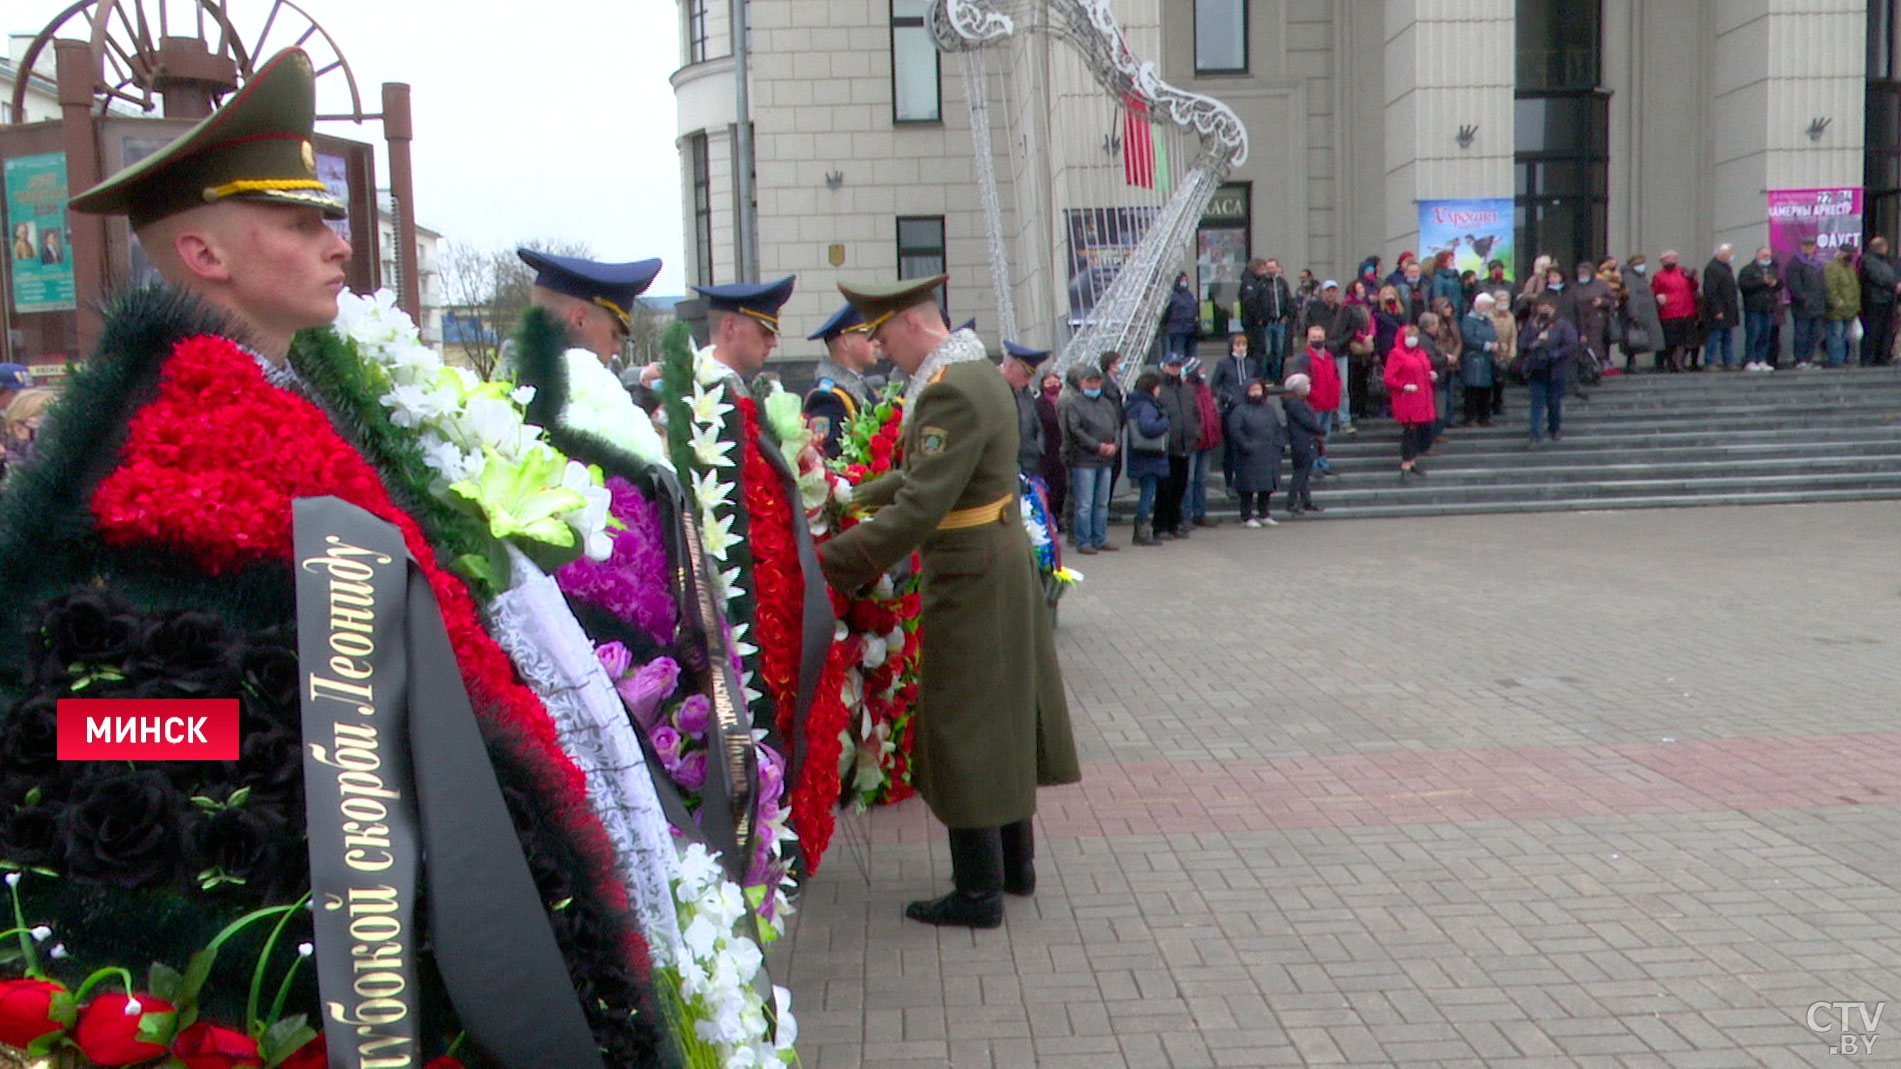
top-left (1011, 241), bottom-right (1901, 526)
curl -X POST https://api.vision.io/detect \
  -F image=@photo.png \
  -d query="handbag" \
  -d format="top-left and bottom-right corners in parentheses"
top-left (1127, 404), bottom-right (1167, 455)
top-left (1624, 321), bottom-right (1652, 353)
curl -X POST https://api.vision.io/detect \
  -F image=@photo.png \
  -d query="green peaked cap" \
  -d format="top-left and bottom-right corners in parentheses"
top-left (837, 274), bottom-right (949, 334)
top-left (69, 48), bottom-right (346, 228)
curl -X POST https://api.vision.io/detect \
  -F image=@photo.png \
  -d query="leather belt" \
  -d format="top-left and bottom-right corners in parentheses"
top-left (937, 494), bottom-right (1014, 530)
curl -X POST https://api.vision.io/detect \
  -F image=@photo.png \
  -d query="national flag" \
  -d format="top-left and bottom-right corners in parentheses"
top-left (1123, 95), bottom-right (1154, 189)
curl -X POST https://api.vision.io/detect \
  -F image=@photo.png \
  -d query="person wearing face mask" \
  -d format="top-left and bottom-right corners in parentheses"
top-left (1519, 298), bottom-right (1580, 445)
top-left (1162, 271), bottom-right (1200, 363)
top-left (1823, 244), bottom-right (1862, 367)
top-left (1784, 235), bottom-right (1828, 368)
top-left (1224, 378), bottom-right (1285, 527)
top-left (1153, 353), bottom-right (1203, 540)
top-left (1207, 332), bottom-right (1259, 494)
top-left (1122, 371), bottom-right (1171, 546)
top-left (1059, 365), bottom-right (1123, 553)
top-left (1035, 371), bottom-right (1068, 530)
top-left (1569, 260), bottom-right (1615, 381)
top-left (1622, 255), bottom-right (1663, 372)
top-left (1382, 326), bottom-right (1437, 479)
top-left (1737, 246), bottom-right (1781, 371)
top-left (1650, 251), bottom-right (1700, 372)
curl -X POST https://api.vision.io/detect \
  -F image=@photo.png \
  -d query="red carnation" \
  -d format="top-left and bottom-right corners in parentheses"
top-left (0, 977), bottom-right (69, 1048)
top-left (424, 1056), bottom-right (467, 1069)
top-left (74, 993), bottom-right (174, 1065)
top-left (172, 1020), bottom-right (261, 1069)
top-left (278, 1034), bottom-right (326, 1069)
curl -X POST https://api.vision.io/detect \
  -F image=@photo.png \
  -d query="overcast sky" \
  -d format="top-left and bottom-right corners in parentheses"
top-left (18, 0), bottom-right (689, 295)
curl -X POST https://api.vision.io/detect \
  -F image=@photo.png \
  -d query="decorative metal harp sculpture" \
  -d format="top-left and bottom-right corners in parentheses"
top-left (930, 0), bottom-right (1249, 379)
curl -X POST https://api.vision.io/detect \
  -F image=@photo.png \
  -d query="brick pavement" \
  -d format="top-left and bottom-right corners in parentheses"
top-left (772, 502), bottom-right (1901, 1067)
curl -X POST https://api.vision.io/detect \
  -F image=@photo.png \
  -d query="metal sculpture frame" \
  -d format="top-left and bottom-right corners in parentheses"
top-left (930, 0), bottom-right (1249, 378)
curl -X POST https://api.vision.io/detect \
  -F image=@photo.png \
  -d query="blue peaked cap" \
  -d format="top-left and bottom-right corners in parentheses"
top-left (693, 276), bottom-right (797, 332)
top-left (1002, 340), bottom-right (1049, 365)
top-left (517, 248), bottom-right (662, 329)
top-left (807, 303), bottom-right (866, 342)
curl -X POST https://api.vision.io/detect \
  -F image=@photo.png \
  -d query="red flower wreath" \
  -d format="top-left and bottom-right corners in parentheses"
top-left (87, 335), bottom-right (627, 914)
top-left (736, 398), bottom-right (853, 871)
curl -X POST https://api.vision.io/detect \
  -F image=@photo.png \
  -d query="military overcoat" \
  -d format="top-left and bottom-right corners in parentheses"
top-left (818, 352), bottom-right (1080, 828)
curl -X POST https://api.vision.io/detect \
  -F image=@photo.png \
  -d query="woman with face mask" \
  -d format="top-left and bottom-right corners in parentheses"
top-left (1383, 326), bottom-right (1438, 479)
top-left (1621, 255), bottom-right (1664, 371)
top-left (1122, 372), bottom-right (1172, 546)
top-left (1223, 379), bottom-right (1285, 527)
top-left (1035, 371), bottom-right (1068, 532)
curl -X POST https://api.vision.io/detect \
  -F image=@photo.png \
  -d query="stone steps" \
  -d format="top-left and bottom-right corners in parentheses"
top-left (1104, 365), bottom-right (1901, 520)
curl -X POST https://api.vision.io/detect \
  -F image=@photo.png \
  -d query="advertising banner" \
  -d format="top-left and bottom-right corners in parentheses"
top-left (1417, 198), bottom-right (1514, 279)
top-left (1065, 206), bottom-right (1159, 321)
top-left (5, 153), bottom-right (76, 313)
top-left (1767, 187), bottom-right (1862, 263)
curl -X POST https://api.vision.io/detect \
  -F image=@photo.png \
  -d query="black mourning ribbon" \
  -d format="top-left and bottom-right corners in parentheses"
top-left (294, 497), bottom-right (600, 1067)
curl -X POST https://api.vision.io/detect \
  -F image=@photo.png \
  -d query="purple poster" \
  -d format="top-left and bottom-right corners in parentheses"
top-left (1767, 188), bottom-right (1862, 263)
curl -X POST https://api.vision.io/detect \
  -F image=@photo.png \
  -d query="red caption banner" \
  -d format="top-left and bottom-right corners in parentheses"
top-left (56, 699), bottom-right (240, 761)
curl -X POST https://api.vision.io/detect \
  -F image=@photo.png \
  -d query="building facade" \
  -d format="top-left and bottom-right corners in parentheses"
top-left (675, 0), bottom-right (1881, 361)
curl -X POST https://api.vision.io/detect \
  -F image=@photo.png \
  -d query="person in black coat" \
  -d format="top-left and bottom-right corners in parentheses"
top-left (1162, 272), bottom-right (1199, 362)
top-left (1860, 236), bottom-right (1901, 366)
top-left (1519, 298), bottom-right (1580, 445)
top-left (1224, 378), bottom-right (1284, 527)
top-left (1279, 373), bottom-right (1327, 516)
top-left (1206, 333), bottom-right (1258, 494)
top-left (1700, 244), bottom-right (1741, 370)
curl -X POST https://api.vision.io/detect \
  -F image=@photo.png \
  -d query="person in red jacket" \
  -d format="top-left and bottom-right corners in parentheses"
top-left (1650, 250), bottom-right (1700, 372)
top-left (1382, 323), bottom-right (1438, 480)
top-left (1302, 329), bottom-right (1342, 475)
top-left (1184, 357), bottom-right (1222, 527)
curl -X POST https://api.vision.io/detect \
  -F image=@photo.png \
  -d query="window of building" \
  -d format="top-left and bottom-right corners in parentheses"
top-left (891, 0), bottom-right (941, 123)
top-left (896, 215), bottom-right (948, 309)
top-left (1514, 0), bottom-right (1606, 275)
top-left (690, 133), bottom-right (713, 287)
top-left (1869, 2), bottom-right (1901, 242)
top-left (688, 0), bottom-right (710, 63)
top-left (1195, 0), bottom-right (1248, 74)
top-left (1196, 183), bottom-right (1251, 335)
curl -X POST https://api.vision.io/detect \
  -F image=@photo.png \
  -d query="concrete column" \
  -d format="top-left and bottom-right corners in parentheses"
top-left (1711, 0), bottom-right (1867, 254)
top-left (1381, 0), bottom-right (1516, 258)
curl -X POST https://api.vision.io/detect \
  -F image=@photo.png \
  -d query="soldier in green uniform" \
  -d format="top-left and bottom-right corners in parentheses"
top-left (820, 275), bottom-right (1080, 929)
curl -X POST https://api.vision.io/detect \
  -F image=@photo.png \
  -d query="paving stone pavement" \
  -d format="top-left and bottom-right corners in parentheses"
top-left (770, 501), bottom-right (1901, 1067)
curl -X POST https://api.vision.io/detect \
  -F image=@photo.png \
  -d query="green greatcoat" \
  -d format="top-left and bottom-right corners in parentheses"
top-left (818, 356), bottom-right (1081, 829)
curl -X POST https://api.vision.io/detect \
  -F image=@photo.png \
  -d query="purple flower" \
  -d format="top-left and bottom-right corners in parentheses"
top-left (651, 725), bottom-right (683, 765)
top-left (615, 656), bottom-right (680, 731)
top-left (554, 477), bottom-right (679, 645)
top-left (596, 641), bottom-right (632, 680)
top-left (671, 749), bottom-right (708, 792)
top-left (675, 693), bottom-right (711, 737)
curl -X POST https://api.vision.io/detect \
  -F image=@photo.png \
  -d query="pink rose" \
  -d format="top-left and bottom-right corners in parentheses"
top-left (650, 725), bottom-right (683, 765)
top-left (672, 749), bottom-right (708, 792)
top-left (595, 641), bottom-right (632, 680)
top-left (675, 694), bottom-right (711, 737)
top-left (615, 656), bottom-right (680, 730)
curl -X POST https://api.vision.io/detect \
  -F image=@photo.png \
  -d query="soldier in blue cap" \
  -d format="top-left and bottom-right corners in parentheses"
top-left (517, 248), bottom-right (661, 366)
top-left (999, 341), bottom-right (1049, 478)
top-left (693, 276), bottom-right (796, 382)
top-left (803, 303), bottom-right (878, 457)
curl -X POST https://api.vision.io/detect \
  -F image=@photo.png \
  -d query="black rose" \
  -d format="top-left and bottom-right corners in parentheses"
top-left (30, 589), bottom-right (140, 686)
top-left (60, 769), bottom-right (185, 889)
top-left (238, 640), bottom-right (301, 728)
top-left (237, 725), bottom-right (303, 801)
top-left (193, 807), bottom-right (296, 898)
top-left (1, 804), bottom-right (63, 869)
top-left (0, 696), bottom-right (60, 776)
top-left (125, 611), bottom-right (236, 695)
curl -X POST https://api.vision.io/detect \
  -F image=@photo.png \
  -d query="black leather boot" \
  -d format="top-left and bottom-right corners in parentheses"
top-left (1000, 818), bottom-right (1035, 896)
top-left (906, 827), bottom-right (1003, 928)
